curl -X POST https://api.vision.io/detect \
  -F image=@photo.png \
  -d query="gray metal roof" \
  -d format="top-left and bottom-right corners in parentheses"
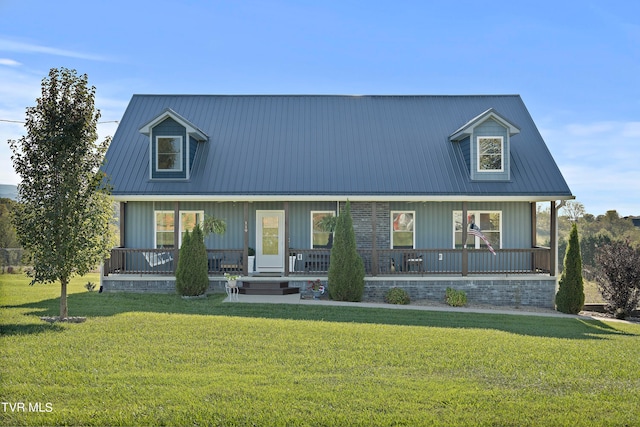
top-left (102, 95), bottom-right (573, 200)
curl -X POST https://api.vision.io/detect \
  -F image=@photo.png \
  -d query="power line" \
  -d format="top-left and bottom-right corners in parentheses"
top-left (0, 119), bottom-right (119, 124)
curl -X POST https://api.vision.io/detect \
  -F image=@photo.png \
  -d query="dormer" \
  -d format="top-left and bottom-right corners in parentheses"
top-left (139, 109), bottom-right (208, 180)
top-left (449, 108), bottom-right (520, 181)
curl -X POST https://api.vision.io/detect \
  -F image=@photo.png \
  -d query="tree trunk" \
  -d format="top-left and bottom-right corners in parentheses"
top-left (60, 277), bottom-right (68, 319)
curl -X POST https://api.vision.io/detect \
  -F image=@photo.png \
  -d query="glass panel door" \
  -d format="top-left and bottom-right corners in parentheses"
top-left (256, 210), bottom-right (285, 272)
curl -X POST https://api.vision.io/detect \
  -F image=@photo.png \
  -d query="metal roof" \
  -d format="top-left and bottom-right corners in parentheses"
top-left (102, 95), bottom-right (573, 201)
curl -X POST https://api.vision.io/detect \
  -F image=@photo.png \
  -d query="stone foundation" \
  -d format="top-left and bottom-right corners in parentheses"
top-left (101, 275), bottom-right (556, 309)
top-left (100, 276), bottom-right (226, 294)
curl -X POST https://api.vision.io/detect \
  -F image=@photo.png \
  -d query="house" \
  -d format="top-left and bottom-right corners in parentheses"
top-left (100, 95), bottom-right (574, 307)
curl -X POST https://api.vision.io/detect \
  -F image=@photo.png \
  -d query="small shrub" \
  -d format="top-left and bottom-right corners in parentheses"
top-left (445, 287), bottom-right (467, 307)
top-left (84, 281), bottom-right (96, 292)
top-left (384, 287), bottom-right (410, 305)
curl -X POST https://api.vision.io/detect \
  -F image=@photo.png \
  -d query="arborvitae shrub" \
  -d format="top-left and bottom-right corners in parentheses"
top-left (328, 200), bottom-right (365, 302)
top-left (176, 224), bottom-right (210, 296)
top-left (555, 222), bottom-right (585, 314)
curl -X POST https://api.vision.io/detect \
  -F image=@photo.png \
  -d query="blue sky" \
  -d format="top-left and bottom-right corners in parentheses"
top-left (1, 0), bottom-right (638, 216)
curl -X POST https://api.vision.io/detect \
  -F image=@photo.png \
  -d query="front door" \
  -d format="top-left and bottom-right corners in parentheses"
top-left (256, 210), bottom-right (285, 273)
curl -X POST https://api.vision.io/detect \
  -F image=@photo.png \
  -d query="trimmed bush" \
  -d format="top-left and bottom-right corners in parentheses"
top-left (328, 200), bottom-right (365, 302)
top-left (556, 222), bottom-right (584, 314)
top-left (445, 287), bottom-right (467, 307)
top-left (385, 287), bottom-right (410, 305)
top-left (176, 224), bottom-right (209, 297)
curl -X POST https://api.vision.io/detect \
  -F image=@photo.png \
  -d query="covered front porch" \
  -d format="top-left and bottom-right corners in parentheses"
top-left (103, 246), bottom-right (552, 277)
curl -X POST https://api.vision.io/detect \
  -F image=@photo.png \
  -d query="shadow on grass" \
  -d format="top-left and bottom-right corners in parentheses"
top-left (0, 322), bottom-right (66, 336)
top-left (4, 291), bottom-right (637, 340)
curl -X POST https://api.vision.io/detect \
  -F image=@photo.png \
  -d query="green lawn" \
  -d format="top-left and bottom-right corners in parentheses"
top-left (1, 274), bottom-right (639, 426)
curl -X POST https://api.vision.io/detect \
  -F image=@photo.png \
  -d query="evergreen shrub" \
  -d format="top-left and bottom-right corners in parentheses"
top-left (328, 200), bottom-right (365, 302)
top-left (555, 222), bottom-right (584, 314)
top-left (176, 224), bottom-right (209, 296)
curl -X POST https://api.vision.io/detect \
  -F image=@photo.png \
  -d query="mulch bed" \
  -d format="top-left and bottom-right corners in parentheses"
top-left (40, 316), bottom-right (87, 323)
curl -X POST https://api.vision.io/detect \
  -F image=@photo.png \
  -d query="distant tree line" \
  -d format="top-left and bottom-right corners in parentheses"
top-left (537, 201), bottom-right (640, 277)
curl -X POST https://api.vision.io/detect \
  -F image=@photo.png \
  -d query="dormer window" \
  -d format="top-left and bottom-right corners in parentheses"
top-left (139, 108), bottom-right (208, 180)
top-left (477, 136), bottom-right (503, 172)
top-left (156, 136), bottom-right (183, 172)
top-left (449, 108), bottom-right (519, 182)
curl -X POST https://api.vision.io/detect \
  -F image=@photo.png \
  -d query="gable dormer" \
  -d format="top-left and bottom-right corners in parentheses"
top-left (139, 109), bottom-right (208, 180)
top-left (449, 108), bottom-right (520, 181)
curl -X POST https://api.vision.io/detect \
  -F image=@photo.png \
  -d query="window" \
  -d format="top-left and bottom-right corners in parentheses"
top-left (477, 137), bottom-right (503, 172)
top-left (180, 211), bottom-right (204, 244)
top-left (391, 211), bottom-right (415, 249)
top-left (155, 211), bottom-right (175, 249)
top-left (311, 211), bottom-right (336, 248)
top-left (453, 211), bottom-right (501, 249)
top-left (154, 210), bottom-right (204, 248)
top-left (156, 136), bottom-right (183, 171)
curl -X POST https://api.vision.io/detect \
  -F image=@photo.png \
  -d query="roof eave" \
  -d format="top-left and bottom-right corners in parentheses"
top-left (111, 194), bottom-right (575, 203)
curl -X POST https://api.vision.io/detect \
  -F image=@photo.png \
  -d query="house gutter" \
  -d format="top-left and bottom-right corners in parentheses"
top-left (110, 194), bottom-right (576, 203)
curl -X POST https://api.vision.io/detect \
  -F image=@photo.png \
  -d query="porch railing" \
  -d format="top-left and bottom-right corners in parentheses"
top-left (290, 247), bottom-right (550, 276)
top-left (105, 247), bottom-right (550, 276)
top-left (103, 248), bottom-right (244, 276)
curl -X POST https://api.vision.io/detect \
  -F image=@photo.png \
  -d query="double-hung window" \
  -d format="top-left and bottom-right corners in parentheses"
top-left (156, 136), bottom-right (183, 172)
top-left (154, 210), bottom-right (204, 248)
top-left (477, 136), bottom-right (503, 172)
top-left (391, 211), bottom-right (415, 249)
top-left (453, 211), bottom-right (501, 249)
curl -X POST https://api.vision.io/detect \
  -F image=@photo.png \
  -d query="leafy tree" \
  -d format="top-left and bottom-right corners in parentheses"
top-left (579, 234), bottom-right (612, 281)
top-left (561, 201), bottom-right (585, 222)
top-left (0, 198), bottom-right (19, 248)
top-left (595, 240), bottom-right (640, 319)
top-left (555, 222), bottom-right (585, 314)
top-left (8, 68), bottom-right (112, 319)
top-left (175, 224), bottom-right (209, 296)
top-left (328, 200), bottom-right (365, 301)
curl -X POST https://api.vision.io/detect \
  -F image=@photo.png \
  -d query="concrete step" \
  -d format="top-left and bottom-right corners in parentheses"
top-left (239, 281), bottom-right (299, 295)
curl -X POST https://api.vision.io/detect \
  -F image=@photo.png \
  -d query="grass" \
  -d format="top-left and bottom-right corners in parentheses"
top-left (1, 274), bottom-right (639, 426)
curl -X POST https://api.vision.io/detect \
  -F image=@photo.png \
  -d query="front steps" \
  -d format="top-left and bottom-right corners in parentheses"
top-left (239, 281), bottom-right (299, 295)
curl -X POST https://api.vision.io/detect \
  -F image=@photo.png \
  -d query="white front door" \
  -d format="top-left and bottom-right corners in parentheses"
top-left (256, 210), bottom-right (285, 273)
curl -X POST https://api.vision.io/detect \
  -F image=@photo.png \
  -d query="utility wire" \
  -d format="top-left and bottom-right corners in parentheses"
top-left (0, 119), bottom-right (119, 124)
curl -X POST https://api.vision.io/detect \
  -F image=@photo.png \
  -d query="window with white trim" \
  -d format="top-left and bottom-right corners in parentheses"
top-left (154, 210), bottom-right (204, 248)
top-left (156, 136), bottom-right (183, 171)
top-left (453, 211), bottom-right (501, 249)
top-left (477, 137), bottom-right (503, 172)
top-left (391, 211), bottom-right (415, 249)
top-left (311, 211), bottom-right (335, 248)
top-left (155, 211), bottom-right (175, 249)
top-left (180, 211), bottom-right (204, 244)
